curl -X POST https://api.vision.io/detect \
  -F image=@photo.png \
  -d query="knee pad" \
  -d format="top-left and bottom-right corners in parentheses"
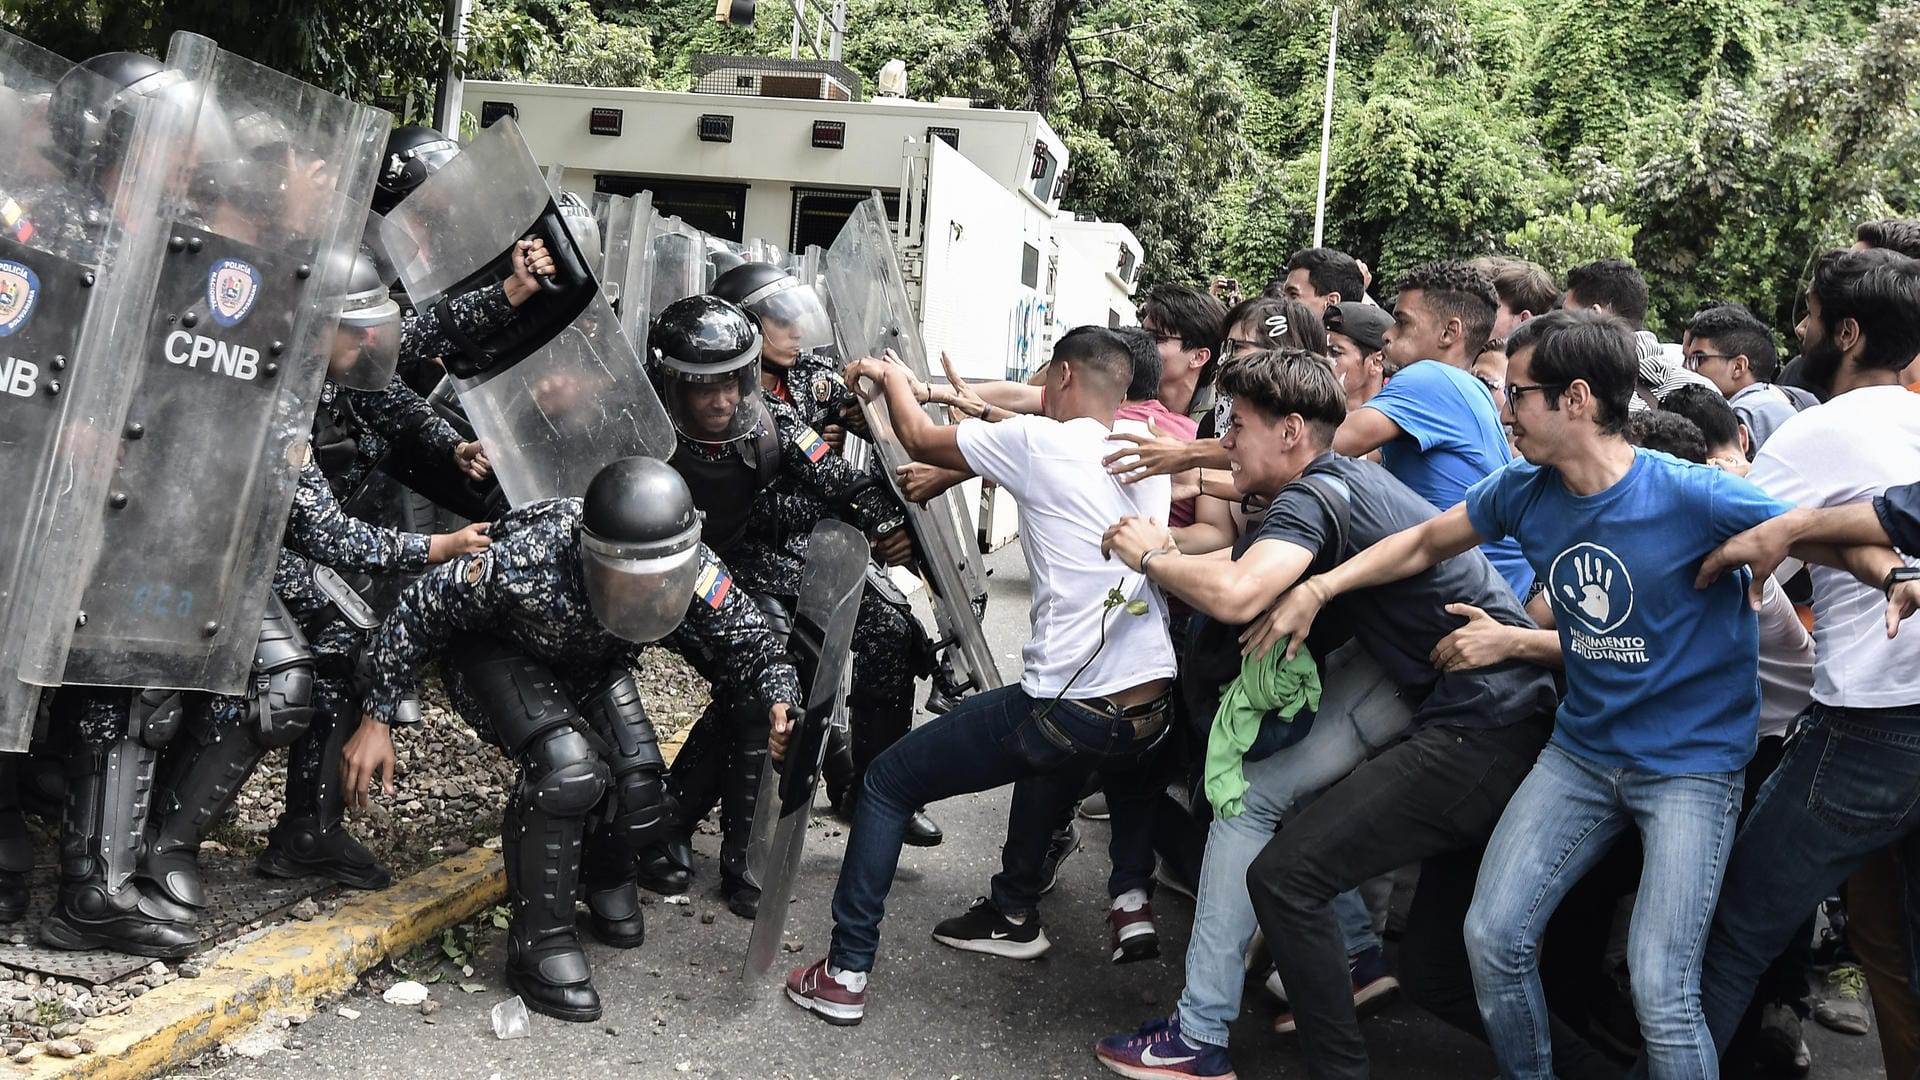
top-left (252, 596), bottom-right (318, 747)
top-left (607, 765), bottom-right (667, 848)
top-left (522, 728), bottom-right (609, 817)
top-left (580, 673), bottom-right (665, 774)
top-left (445, 638), bottom-right (579, 754)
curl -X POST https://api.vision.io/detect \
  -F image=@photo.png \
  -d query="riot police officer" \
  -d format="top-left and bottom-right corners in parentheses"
top-left (340, 457), bottom-right (799, 1022)
top-left (139, 249), bottom-right (494, 909)
top-left (642, 295), bottom-right (912, 917)
top-left (710, 264), bottom-right (942, 843)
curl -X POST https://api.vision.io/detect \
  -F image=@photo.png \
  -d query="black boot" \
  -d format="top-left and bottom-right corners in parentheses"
top-left (0, 756), bottom-right (31, 922)
top-left (716, 701), bottom-right (768, 920)
top-left (580, 829), bottom-right (645, 949)
top-left (259, 711), bottom-right (391, 889)
top-left (639, 705), bottom-right (726, 896)
top-left (142, 701), bottom-right (270, 908)
top-left (851, 701), bottom-right (942, 847)
top-left (42, 707), bottom-right (198, 958)
top-left (503, 789), bottom-right (600, 1022)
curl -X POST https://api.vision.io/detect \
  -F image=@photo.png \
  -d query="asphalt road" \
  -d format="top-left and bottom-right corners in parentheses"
top-left (200, 545), bottom-right (1888, 1080)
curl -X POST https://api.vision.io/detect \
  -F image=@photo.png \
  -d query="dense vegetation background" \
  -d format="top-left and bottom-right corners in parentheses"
top-left (9, 0), bottom-right (1918, 336)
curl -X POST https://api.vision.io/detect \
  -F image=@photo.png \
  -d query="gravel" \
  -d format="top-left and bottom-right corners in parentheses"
top-left (0, 651), bottom-right (710, 1054)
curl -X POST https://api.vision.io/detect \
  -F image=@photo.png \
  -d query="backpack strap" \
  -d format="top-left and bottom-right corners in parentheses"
top-left (1278, 464), bottom-right (1353, 575)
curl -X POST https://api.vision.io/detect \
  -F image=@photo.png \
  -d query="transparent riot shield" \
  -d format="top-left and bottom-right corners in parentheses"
top-left (601, 190), bottom-right (656, 343)
top-left (0, 33), bottom-right (179, 747)
top-left (380, 118), bottom-right (672, 506)
top-left (824, 195), bottom-right (1000, 697)
top-left (645, 215), bottom-right (709, 322)
top-left (34, 32), bottom-right (388, 697)
top-left (743, 519), bottom-right (866, 980)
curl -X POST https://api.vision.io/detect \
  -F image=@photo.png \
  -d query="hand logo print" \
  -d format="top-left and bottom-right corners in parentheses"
top-left (1547, 543), bottom-right (1634, 635)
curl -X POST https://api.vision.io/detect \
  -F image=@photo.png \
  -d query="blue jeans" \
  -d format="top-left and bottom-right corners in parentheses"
top-left (1701, 703), bottom-right (1920, 1053)
top-left (1465, 742), bottom-right (1740, 1080)
top-left (1176, 642), bottom-right (1415, 1047)
top-left (827, 684), bottom-right (1164, 973)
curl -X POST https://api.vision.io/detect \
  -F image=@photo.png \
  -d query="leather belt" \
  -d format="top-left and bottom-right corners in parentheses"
top-left (1084, 689), bottom-right (1173, 740)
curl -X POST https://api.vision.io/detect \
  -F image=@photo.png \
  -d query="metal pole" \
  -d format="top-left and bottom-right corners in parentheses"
top-left (828, 0), bottom-right (847, 60)
top-left (433, 0), bottom-right (473, 135)
top-left (791, 0), bottom-right (804, 58)
top-left (1312, 5), bottom-right (1338, 248)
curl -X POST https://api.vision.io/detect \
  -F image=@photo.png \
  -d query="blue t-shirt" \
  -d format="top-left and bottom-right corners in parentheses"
top-left (1366, 360), bottom-right (1533, 598)
top-left (1464, 449), bottom-right (1792, 775)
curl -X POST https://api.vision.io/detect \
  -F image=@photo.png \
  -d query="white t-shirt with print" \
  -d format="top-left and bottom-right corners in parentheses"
top-left (1749, 386), bottom-right (1920, 708)
top-left (955, 414), bottom-right (1176, 699)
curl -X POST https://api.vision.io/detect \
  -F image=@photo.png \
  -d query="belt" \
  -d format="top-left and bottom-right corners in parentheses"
top-left (1083, 689), bottom-right (1173, 740)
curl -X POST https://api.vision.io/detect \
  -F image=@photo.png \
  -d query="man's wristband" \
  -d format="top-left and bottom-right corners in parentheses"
top-left (1883, 565), bottom-right (1920, 597)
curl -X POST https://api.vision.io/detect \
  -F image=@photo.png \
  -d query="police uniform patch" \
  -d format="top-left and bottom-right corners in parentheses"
top-left (0, 260), bottom-right (39, 337)
top-left (207, 258), bottom-right (261, 328)
top-left (463, 554), bottom-right (488, 586)
top-left (812, 375), bottom-right (836, 403)
top-left (694, 556), bottom-right (733, 609)
top-left (794, 425), bottom-right (830, 463)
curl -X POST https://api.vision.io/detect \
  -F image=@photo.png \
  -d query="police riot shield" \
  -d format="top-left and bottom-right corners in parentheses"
top-left (35, 32), bottom-right (388, 698)
top-left (601, 190), bottom-right (656, 342)
top-left (645, 215), bottom-right (709, 326)
top-left (380, 118), bottom-right (673, 506)
top-left (823, 195), bottom-right (1001, 698)
top-left (0, 33), bottom-right (180, 748)
top-left (744, 519), bottom-right (866, 980)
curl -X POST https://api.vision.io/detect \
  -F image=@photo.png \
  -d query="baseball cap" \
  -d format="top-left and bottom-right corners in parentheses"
top-left (1325, 301), bottom-right (1391, 355)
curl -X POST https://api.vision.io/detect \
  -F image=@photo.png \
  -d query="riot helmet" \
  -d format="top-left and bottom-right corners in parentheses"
top-left (373, 125), bottom-right (459, 215)
top-left (46, 51), bottom-right (187, 179)
top-left (580, 456), bottom-right (704, 642)
top-left (326, 240), bottom-right (403, 390)
top-left (711, 261), bottom-right (834, 367)
top-left (649, 294), bottom-right (765, 444)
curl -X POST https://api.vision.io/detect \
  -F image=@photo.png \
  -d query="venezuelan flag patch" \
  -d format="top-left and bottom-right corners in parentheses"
top-left (694, 557), bottom-right (732, 609)
top-left (1, 199), bottom-right (33, 243)
top-left (794, 424), bottom-right (830, 463)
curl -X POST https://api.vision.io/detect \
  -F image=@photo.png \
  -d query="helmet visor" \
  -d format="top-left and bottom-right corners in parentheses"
top-left (748, 281), bottom-right (834, 354)
top-left (580, 530), bottom-right (702, 642)
top-left (330, 294), bottom-right (402, 390)
top-left (659, 358), bottom-right (764, 445)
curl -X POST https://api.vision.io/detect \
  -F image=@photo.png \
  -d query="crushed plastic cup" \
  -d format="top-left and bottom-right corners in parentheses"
top-left (491, 995), bottom-right (530, 1039)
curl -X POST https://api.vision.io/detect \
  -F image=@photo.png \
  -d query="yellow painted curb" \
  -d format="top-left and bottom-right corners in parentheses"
top-left (18, 723), bottom-right (694, 1078)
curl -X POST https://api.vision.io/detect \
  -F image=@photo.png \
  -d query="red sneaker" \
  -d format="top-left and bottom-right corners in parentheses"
top-left (1108, 897), bottom-right (1160, 964)
top-left (786, 958), bottom-right (867, 1026)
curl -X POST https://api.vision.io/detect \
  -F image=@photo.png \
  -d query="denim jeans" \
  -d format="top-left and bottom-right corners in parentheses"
top-left (1466, 742), bottom-right (1740, 1080)
top-left (827, 684), bottom-right (1164, 973)
top-left (1176, 642), bottom-right (1415, 1048)
top-left (1247, 717), bottom-right (1595, 1080)
top-left (1700, 703), bottom-right (1920, 1058)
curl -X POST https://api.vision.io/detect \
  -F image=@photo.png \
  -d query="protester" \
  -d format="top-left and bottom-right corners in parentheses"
top-left (785, 329), bottom-right (1174, 1026)
top-left (1247, 309), bottom-right (1802, 1079)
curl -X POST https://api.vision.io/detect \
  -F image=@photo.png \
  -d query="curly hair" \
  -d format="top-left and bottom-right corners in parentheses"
top-left (1393, 261), bottom-right (1500, 350)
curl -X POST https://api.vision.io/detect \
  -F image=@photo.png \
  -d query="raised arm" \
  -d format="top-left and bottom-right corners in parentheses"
top-left (1242, 503), bottom-right (1487, 660)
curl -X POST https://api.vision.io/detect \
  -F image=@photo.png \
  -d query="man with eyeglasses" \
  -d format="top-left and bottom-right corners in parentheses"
top-left (1137, 284), bottom-right (1229, 433)
top-left (1680, 303), bottom-right (1816, 455)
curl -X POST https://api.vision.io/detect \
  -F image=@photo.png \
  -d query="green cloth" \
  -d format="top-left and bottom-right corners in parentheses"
top-left (1204, 640), bottom-right (1320, 819)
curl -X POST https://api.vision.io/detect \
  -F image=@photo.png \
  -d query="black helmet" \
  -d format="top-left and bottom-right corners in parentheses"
top-left (649, 294), bottom-right (765, 444)
top-left (580, 456), bottom-right (705, 642)
top-left (324, 241), bottom-right (403, 390)
top-left (373, 125), bottom-right (460, 214)
top-left (47, 51), bottom-right (185, 175)
top-left (710, 260), bottom-right (834, 363)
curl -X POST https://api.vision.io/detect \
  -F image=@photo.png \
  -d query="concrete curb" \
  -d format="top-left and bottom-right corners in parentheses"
top-left (19, 726), bottom-right (693, 1078)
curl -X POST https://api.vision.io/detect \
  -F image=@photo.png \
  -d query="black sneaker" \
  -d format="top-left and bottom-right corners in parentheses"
top-left (931, 897), bottom-right (1050, 960)
top-left (1039, 820), bottom-right (1081, 896)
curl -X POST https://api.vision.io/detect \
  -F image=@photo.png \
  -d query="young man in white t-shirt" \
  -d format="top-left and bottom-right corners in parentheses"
top-left (783, 329), bottom-right (1176, 1027)
top-left (1699, 247), bottom-right (1920, 1068)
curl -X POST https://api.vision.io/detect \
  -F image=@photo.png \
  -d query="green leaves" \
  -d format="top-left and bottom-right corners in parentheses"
top-left (1125, 599), bottom-right (1150, 616)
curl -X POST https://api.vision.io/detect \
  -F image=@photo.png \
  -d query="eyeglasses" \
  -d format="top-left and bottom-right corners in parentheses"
top-left (1681, 352), bottom-right (1735, 371)
top-left (1505, 382), bottom-right (1566, 404)
top-left (1219, 337), bottom-right (1264, 360)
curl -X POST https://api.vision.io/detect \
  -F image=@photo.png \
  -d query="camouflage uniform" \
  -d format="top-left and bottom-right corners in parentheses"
top-left (362, 498), bottom-right (796, 991)
top-left (761, 355), bottom-right (933, 771)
